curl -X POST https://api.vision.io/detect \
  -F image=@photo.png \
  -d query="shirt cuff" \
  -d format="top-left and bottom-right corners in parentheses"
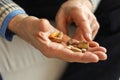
top-left (0, 10), bottom-right (27, 41)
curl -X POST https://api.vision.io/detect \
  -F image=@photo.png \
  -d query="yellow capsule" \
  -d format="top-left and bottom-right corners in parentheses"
top-left (77, 41), bottom-right (89, 49)
top-left (49, 32), bottom-right (63, 43)
top-left (67, 45), bottom-right (82, 52)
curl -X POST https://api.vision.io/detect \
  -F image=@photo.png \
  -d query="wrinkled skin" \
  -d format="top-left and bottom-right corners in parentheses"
top-left (8, 0), bottom-right (107, 63)
top-left (56, 0), bottom-right (99, 41)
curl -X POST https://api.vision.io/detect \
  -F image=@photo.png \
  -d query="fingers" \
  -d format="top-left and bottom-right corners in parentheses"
top-left (73, 30), bottom-right (85, 41)
top-left (55, 47), bottom-right (99, 63)
top-left (89, 41), bottom-right (99, 47)
top-left (93, 51), bottom-right (107, 60)
top-left (55, 9), bottom-right (68, 34)
top-left (72, 9), bottom-right (92, 41)
top-left (47, 43), bottom-right (107, 63)
top-left (88, 46), bottom-right (107, 53)
top-left (71, 5), bottom-right (100, 41)
top-left (74, 52), bottom-right (99, 63)
top-left (73, 15), bottom-right (99, 41)
top-left (57, 48), bottom-right (107, 63)
top-left (90, 17), bottom-right (100, 39)
top-left (88, 47), bottom-right (107, 60)
top-left (38, 31), bottom-right (107, 63)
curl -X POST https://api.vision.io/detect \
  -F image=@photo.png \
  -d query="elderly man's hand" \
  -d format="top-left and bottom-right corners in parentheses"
top-left (38, 31), bottom-right (107, 63)
top-left (8, 14), bottom-right (106, 63)
top-left (56, 0), bottom-right (99, 41)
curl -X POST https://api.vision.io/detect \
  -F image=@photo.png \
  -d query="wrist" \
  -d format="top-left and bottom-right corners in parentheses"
top-left (8, 14), bottom-right (28, 35)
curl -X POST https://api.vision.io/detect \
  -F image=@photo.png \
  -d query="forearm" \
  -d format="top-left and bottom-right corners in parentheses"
top-left (0, 0), bottom-right (27, 41)
top-left (8, 14), bottom-right (28, 36)
top-left (8, 14), bottom-right (42, 43)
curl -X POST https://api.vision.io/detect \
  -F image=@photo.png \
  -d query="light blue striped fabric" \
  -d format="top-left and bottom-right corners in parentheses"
top-left (0, 0), bottom-right (26, 41)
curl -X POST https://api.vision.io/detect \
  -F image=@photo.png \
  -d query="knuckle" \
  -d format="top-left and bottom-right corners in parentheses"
top-left (70, 5), bottom-right (82, 12)
top-left (39, 18), bottom-right (49, 25)
top-left (93, 17), bottom-right (100, 29)
top-left (97, 23), bottom-right (100, 29)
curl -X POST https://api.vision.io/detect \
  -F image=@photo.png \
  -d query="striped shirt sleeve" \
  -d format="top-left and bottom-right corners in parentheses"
top-left (0, 0), bottom-right (27, 41)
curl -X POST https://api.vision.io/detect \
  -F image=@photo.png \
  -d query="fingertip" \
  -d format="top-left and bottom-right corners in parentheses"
top-left (89, 41), bottom-right (100, 47)
top-left (99, 46), bottom-right (107, 53)
top-left (94, 51), bottom-right (107, 61)
top-left (92, 55), bottom-right (99, 63)
top-left (80, 52), bottom-right (99, 63)
top-left (85, 33), bottom-right (92, 41)
top-left (99, 53), bottom-right (107, 61)
top-left (87, 52), bottom-right (100, 63)
top-left (102, 54), bottom-right (107, 60)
